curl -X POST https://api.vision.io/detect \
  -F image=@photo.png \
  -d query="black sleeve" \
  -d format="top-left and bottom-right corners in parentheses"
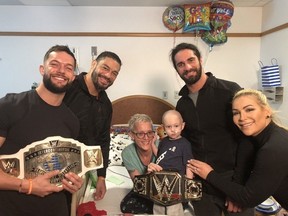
top-left (207, 143), bottom-right (288, 207)
top-left (232, 137), bottom-right (256, 184)
top-left (97, 110), bottom-right (112, 178)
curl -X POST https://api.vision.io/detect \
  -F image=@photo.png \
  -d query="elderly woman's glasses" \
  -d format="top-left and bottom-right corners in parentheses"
top-left (132, 131), bottom-right (155, 139)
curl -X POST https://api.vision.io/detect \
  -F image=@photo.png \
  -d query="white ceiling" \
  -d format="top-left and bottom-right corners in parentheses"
top-left (0, 0), bottom-right (272, 7)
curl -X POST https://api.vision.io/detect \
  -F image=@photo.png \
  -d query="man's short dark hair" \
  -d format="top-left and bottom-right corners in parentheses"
top-left (170, 43), bottom-right (201, 70)
top-left (44, 45), bottom-right (77, 70)
top-left (96, 51), bottom-right (122, 66)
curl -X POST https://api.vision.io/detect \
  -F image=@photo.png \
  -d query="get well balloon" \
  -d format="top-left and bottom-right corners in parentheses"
top-left (183, 3), bottom-right (211, 33)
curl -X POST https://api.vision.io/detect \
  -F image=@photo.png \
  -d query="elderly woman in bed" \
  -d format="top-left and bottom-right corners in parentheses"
top-left (120, 113), bottom-right (157, 214)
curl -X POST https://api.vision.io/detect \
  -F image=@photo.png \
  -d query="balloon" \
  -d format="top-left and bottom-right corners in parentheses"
top-left (201, 25), bottom-right (228, 44)
top-left (201, 1), bottom-right (234, 49)
top-left (162, 6), bottom-right (185, 32)
top-left (183, 3), bottom-right (211, 33)
top-left (210, 0), bottom-right (234, 29)
top-left (201, 22), bottom-right (229, 49)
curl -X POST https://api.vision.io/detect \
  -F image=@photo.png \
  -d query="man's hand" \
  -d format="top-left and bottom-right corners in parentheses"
top-left (30, 170), bottom-right (64, 197)
top-left (93, 177), bottom-right (106, 200)
top-left (62, 172), bottom-right (83, 194)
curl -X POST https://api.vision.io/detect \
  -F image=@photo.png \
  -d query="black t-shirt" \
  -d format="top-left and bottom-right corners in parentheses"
top-left (156, 136), bottom-right (193, 176)
top-left (0, 90), bottom-right (79, 216)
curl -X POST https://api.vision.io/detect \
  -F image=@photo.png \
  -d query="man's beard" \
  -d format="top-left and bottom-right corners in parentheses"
top-left (179, 64), bottom-right (202, 85)
top-left (43, 73), bottom-right (72, 94)
top-left (91, 70), bottom-right (112, 92)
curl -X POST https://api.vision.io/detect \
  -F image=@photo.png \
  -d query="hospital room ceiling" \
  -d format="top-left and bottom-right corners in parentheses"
top-left (0, 0), bottom-right (272, 7)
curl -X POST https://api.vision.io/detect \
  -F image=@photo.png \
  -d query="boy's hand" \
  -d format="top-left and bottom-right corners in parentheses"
top-left (147, 162), bottom-right (162, 173)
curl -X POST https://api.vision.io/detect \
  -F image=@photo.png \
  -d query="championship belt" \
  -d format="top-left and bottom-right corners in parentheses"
top-left (133, 171), bottom-right (202, 206)
top-left (0, 136), bottom-right (103, 185)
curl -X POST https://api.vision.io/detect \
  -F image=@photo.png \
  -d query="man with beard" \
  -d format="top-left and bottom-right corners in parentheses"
top-left (0, 45), bottom-right (83, 216)
top-left (170, 43), bottom-right (254, 216)
top-left (63, 51), bottom-right (122, 201)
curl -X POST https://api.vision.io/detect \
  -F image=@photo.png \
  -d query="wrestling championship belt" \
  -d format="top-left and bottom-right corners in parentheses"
top-left (133, 171), bottom-right (202, 206)
top-left (0, 136), bottom-right (103, 185)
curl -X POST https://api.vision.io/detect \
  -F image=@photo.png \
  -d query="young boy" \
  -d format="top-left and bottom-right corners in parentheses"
top-left (148, 110), bottom-right (193, 216)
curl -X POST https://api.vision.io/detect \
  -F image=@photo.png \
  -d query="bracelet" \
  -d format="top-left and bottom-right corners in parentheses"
top-left (27, 179), bottom-right (33, 195)
top-left (18, 179), bottom-right (24, 193)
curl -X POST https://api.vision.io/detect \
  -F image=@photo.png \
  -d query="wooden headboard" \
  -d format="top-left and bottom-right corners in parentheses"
top-left (111, 95), bottom-right (175, 125)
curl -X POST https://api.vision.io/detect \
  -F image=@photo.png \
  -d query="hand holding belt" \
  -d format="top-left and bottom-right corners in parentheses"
top-left (0, 136), bottom-right (103, 186)
top-left (133, 171), bottom-right (202, 206)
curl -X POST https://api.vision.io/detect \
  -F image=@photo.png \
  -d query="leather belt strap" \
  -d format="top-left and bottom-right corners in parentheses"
top-left (133, 171), bottom-right (202, 206)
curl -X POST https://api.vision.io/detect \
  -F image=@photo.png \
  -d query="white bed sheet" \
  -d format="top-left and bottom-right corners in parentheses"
top-left (79, 166), bottom-right (195, 216)
top-left (82, 166), bottom-right (133, 215)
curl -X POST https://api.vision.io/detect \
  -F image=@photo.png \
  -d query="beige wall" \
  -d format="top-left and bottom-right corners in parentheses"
top-left (0, 6), bottom-right (262, 106)
top-left (261, 0), bottom-right (288, 124)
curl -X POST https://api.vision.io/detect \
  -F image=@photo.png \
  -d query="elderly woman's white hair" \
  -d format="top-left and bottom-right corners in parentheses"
top-left (128, 114), bottom-right (153, 132)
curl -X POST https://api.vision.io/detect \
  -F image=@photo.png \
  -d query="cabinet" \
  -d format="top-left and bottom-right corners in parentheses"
top-left (262, 86), bottom-right (284, 103)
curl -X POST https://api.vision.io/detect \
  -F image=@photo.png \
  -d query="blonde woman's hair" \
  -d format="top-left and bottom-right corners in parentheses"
top-left (233, 89), bottom-right (286, 129)
top-left (128, 114), bottom-right (153, 132)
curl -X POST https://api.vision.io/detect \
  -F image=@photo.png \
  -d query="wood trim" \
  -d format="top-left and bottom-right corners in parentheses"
top-left (0, 23), bottom-right (286, 37)
top-left (261, 22), bottom-right (288, 36)
top-left (227, 33), bottom-right (261, 37)
top-left (0, 31), bottom-right (262, 37)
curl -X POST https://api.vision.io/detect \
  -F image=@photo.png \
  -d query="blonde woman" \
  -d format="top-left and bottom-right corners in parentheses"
top-left (187, 89), bottom-right (288, 211)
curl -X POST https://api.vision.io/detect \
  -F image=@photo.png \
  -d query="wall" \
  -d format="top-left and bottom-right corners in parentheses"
top-left (0, 6), bottom-right (262, 107)
top-left (261, 0), bottom-right (288, 124)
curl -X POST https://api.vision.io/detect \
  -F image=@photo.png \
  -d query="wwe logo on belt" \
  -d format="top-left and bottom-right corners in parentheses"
top-left (0, 158), bottom-right (20, 176)
top-left (151, 172), bottom-right (182, 204)
top-left (133, 171), bottom-right (202, 206)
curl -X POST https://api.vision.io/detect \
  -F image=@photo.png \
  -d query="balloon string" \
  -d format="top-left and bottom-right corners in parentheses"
top-left (209, 45), bottom-right (213, 52)
top-left (173, 33), bottom-right (176, 47)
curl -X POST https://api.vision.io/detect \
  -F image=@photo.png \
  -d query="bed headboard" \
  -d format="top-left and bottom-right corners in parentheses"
top-left (111, 95), bottom-right (175, 125)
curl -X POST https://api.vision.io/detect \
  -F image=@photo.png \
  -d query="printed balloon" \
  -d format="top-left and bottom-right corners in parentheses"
top-left (162, 6), bottom-right (185, 32)
top-left (210, 0), bottom-right (234, 29)
top-left (201, 22), bottom-right (229, 48)
top-left (183, 3), bottom-right (211, 33)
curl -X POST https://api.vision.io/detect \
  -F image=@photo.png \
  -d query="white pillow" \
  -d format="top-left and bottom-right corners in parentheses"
top-left (109, 125), bottom-right (133, 166)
